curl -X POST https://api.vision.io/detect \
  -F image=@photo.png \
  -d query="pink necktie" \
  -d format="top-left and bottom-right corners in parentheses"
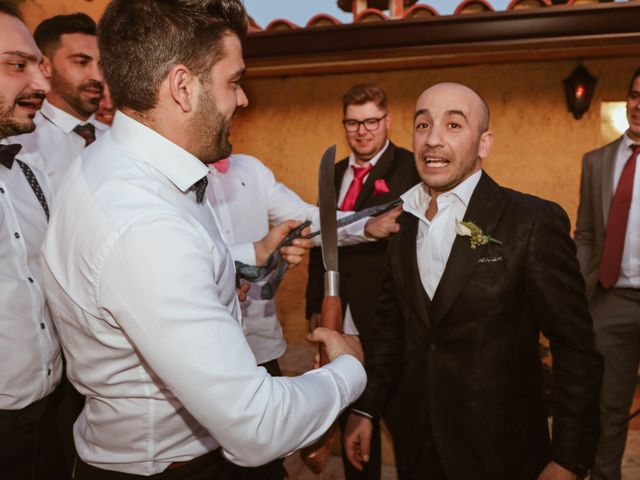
top-left (340, 164), bottom-right (373, 211)
top-left (213, 157), bottom-right (230, 174)
top-left (598, 143), bottom-right (640, 289)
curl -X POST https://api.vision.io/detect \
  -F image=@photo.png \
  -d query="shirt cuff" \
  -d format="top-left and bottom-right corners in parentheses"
top-left (229, 242), bottom-right (256, 266)
top-left (320, 354), bottom-right (367, 407)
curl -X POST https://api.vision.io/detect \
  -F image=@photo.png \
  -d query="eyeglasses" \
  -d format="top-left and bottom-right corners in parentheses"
top-left (342, 114), bottom-right (388, 132)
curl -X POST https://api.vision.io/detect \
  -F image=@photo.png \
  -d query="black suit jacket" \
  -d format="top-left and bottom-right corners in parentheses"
top-left (357, 173), bottom-right (603, 479)
top-left (305, 142), bottom-right (418, 349)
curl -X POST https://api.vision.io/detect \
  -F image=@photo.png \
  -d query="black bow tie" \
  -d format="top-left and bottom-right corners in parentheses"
top-left (0, 144), bottom-right (22, 169)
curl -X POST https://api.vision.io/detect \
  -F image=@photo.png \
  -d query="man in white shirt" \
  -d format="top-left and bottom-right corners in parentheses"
top-left (0, 4), bottom-right (67, 479)
top-left (41, 1), bottom-right (366, 478)
top-left (207, 153), bottom-right (401, 479)
top-left (575, 67), bottom-right (640, 480)
top-left (343, 82), bottom-right (602, 480)
top-left (18, 13), bottom-right (106, 190)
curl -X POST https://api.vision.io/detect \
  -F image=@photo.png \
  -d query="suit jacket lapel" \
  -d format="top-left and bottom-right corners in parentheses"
top-left (398, 213), bottom-right (432, 327)
top-left (429, 173), bottom-right (506, 327)
top-left (601, 137), bottom-right (622, 227)
top-left (353, 143), bottom-right (396, 211)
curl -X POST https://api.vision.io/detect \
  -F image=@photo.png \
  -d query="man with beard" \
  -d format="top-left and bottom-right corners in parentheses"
top-left (342, 82), bottom-right (603, 480)
top-left (0, 3), bottom-right (69, 479)
top-left (40, 1), bottom-right (367, 479)
top-left (575, 67), bottom-right (640, 480)
top-left (306, 83), bottom-right (418, 480)
top-left (18, 13), bottom-right (106, 190)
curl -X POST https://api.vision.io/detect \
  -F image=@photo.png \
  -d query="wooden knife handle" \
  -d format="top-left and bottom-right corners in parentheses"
top-left (319, 295), bottom-right (342, 366)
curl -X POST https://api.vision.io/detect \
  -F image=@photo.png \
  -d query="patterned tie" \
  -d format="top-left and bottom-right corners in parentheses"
top-left (193, 176), bottom-right (208, 204)
top-left (340, 164), bottom-right (373, 211)
top-left (73, 123), bottom-right (96, 146)
top-left (0, 143), bottom-right (22, 169)
top-left (16, 159), bottom-right (50, 221)
top-left (598, 143), bottom-right (640, 289)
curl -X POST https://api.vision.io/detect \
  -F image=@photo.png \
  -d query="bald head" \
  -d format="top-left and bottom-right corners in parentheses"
top-left (415, 82), bottom-right (490, 133)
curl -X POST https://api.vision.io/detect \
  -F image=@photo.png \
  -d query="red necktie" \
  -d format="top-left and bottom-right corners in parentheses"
top-left (598, 143), bottom-right (640, 290)
top-left (340, 164), bottom-right (373, 211)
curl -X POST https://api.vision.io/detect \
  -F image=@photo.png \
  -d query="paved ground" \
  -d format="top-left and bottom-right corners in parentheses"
top-left (280, 344), bottom-right (640, 480)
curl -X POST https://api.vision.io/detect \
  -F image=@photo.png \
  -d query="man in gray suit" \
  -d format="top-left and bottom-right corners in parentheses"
top-left (575, 67), bottom-right (640, 480)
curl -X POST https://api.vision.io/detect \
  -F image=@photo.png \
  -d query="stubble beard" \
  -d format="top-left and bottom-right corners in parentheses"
top-left (53, 74), bottom-right (102, 118)
top-left (192, 88), bottom-right (233, 164)
top-left (0, 94), bottom-right (37, 138)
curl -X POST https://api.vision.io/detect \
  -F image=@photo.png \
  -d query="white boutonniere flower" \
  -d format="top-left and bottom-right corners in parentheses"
top-left (456, 220), bottom-right (503, 250)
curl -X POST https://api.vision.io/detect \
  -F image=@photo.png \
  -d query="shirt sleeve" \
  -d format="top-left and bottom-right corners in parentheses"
top-left (96, 215), bottom-right (366, 466)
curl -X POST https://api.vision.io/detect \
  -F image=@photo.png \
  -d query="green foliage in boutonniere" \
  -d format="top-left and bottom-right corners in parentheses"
top-left (456, 220), bottom-right (503, 249)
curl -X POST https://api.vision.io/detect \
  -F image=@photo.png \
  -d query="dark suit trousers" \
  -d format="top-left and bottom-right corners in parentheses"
top-left (591, 286), bottom-right (640, 480)
top-left (0, 385), bottom-right (67, 480)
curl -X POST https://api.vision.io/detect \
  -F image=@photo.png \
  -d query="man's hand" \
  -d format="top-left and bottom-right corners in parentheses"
top-left (343, 413), bottom-right (373, 471)
top-left (364, 206), bottom-right (402, 239)
top-left (253, 220), bottom-right (313, 267)
top-left (537, 462), bottom-right (577, 480)
top-left (307, 327), bottom-right (363, 364)
top-left (236, 283), bottom-right (250, 302)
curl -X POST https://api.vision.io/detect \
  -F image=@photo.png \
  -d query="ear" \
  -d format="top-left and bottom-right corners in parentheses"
top-left (40, 56), bottom-right (52, 79)
top-left (478, 130), bottom-right (493, 160)
top-left (167, 64), bottom-right (197, 114)
top-left (384, 112), bottom-right (392, 130)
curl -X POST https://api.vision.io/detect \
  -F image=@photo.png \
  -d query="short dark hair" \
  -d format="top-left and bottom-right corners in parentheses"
top-left (98, 0), bottom-right (248, 113)
top-left (33, 13), bottom-right (97, 57)
top-left (342, 84), bottom-right (388, 115)
top-left (629, 67), bottom-right (640, 95)
top-left (0, 1), bottom-right (22, 20)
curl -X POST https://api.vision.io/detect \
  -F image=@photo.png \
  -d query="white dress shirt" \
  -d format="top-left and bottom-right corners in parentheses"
top-left (207, 154), bottom-right (368, 364)
top-left (337, 141), bottom-right (389, 334)
top-left (612, 133), bottom-right (640, 288)
top-left (17, 100), bottom-right (107, 191)
top-left (0, 141), bottom-right (61, 410)
top-left (41, 112), bottom-right (366, 475)
top-left (401, 170), bottom-right (482, 298)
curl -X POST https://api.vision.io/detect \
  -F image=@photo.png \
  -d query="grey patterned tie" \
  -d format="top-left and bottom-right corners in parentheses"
top-left (16, 159), bottom-right (50, 221)
top-left (73, 123), bottom-right (96, 146)
top-left (193, 176), bottom-right (208, 204)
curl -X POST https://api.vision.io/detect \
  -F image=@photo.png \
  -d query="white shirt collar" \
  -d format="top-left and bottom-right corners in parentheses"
top-left (622, 132), bottom-right (640, 150)
top-left (110, 110), bottom-right (209, 193)
top-left (40, 99), bottom-right (99, 134)
top-left (347, 140), bottom-right (390, 169)
top-left (401, 169), bottom-right (483, 219)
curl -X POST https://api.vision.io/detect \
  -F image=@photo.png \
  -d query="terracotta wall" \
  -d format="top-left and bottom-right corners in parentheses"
top-left (16, 0), bottom-right (109, 30)
top-left (231, 58), bottom-right (637, 345)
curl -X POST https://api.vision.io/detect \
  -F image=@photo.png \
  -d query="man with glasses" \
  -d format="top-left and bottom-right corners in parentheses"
top-left (306, 83), bottom-right (419, 480)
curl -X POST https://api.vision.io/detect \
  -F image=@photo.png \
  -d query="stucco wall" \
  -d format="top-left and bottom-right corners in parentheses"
top-left (231, 58), bottom-right (638, 345)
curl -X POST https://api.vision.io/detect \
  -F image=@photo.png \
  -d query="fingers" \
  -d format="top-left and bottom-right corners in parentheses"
top-left (344, 432), bottom-right (364, 471)
top-left (235, 283), bottom-right (251, 302)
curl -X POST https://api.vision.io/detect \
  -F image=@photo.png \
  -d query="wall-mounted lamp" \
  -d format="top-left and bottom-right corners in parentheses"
top-left (564, 65), bottom-right (597, 120)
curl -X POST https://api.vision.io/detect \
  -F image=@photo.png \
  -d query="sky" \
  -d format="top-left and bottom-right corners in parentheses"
top-left (243, 0), bottom-right (513, 28)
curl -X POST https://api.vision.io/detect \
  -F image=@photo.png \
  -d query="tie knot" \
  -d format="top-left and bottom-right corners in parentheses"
top-left (0, 143), bottom-right (22, 169)
top-left (352, 164), bottom-right (373, 180)
top-left (73, 123), bottom-right (96, 146)
top-left (631, 144), bottom-right (640, 155)
top-left (193, 176), bottom-right (208, 204)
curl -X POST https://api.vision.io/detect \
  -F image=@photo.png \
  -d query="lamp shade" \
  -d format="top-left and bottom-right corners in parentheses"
top-left (563, 65), bottom-right (597, 120)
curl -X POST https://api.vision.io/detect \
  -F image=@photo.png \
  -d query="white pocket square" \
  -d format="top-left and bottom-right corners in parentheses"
top-left (478, 256), bottom-right (503, 263)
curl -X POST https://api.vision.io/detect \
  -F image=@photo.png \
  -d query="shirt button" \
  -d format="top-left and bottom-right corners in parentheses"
top-left (28, 277), bottom-right (34, 283)
top-left (429, 344), bottom-right (437, 352)
top-left (47, 368), bottom-right (51, 376)
top-left (14, 232), bottom-right (20, 239)
top-left (0, 187), bottom-right (4, 193)
top-left (40, 323), bottom-right (46, 330)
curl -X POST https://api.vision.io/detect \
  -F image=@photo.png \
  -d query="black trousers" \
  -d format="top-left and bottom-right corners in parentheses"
top-left (223, 359), bottom-right (288, 480)
top-left (75, 450), bottom-right (226, 480)
top-left (0, 385), bottom-right (68, 480)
